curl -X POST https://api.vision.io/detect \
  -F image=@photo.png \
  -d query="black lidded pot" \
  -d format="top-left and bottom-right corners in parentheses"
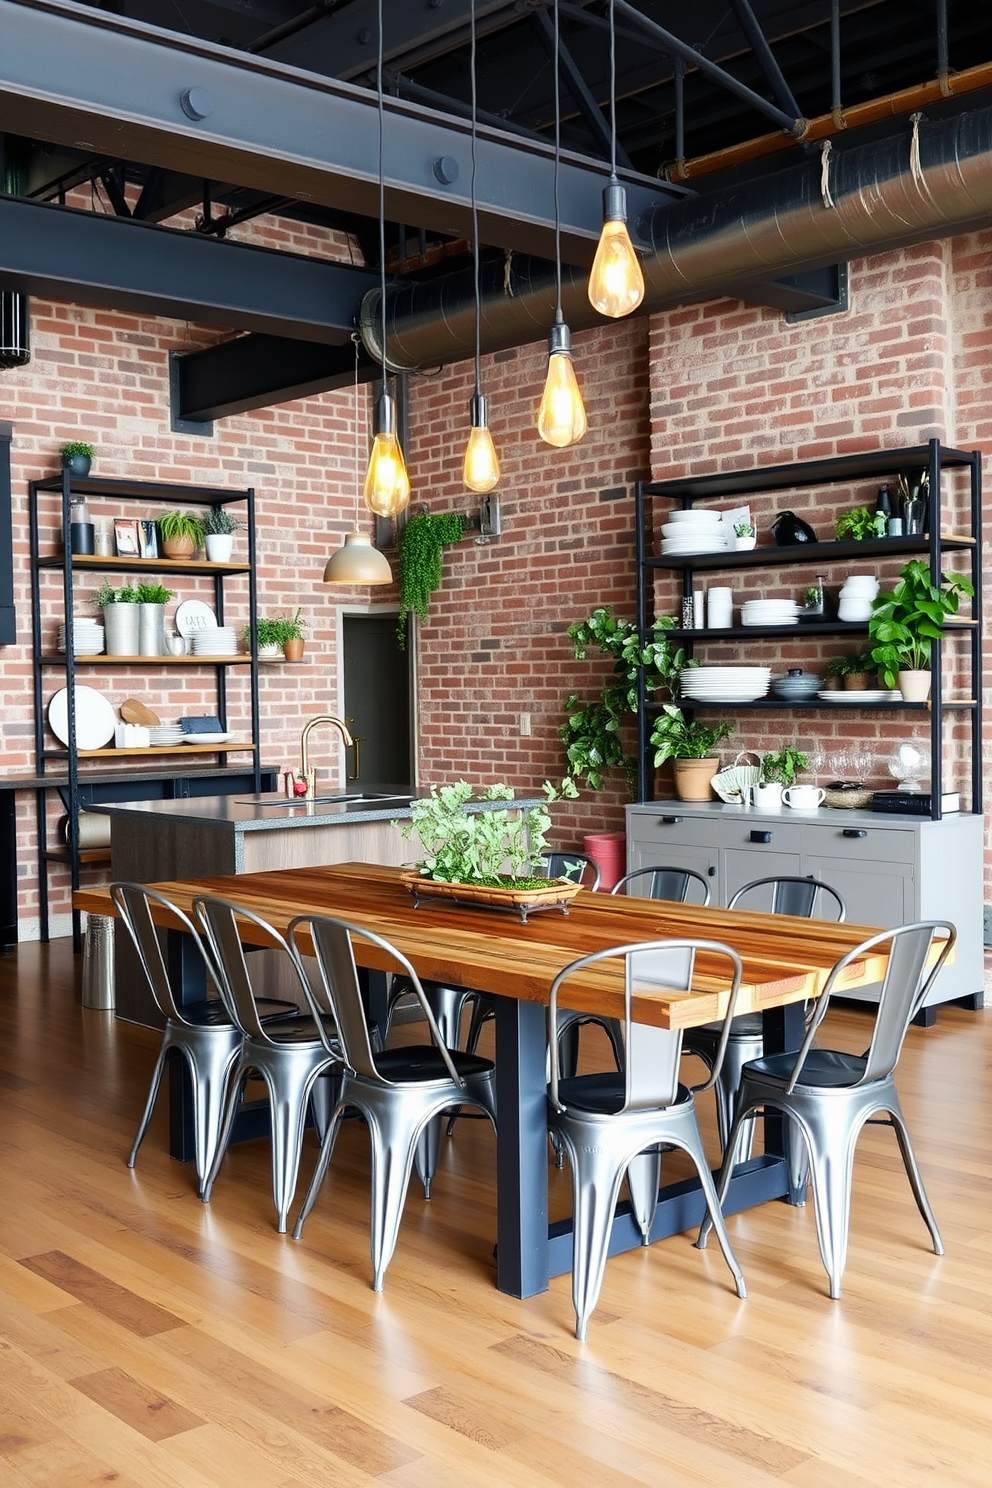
top-left (771, 511), bottom-right (817, 545)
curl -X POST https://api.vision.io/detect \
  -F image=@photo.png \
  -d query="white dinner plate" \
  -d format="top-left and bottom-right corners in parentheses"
top-left (181, 731), bottom-right (231, 744)
top-left (817, 690), bottom-right (899, 704)
top-left (175, 600), bottom-right (218, 636)
top-left (48, 686), bottom-right (117, 750)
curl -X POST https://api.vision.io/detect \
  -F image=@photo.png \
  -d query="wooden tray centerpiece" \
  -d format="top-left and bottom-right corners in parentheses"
top-left (401, 871), bottom-right (582, 922)
top-left (397, 776), bottom-right (581, 923)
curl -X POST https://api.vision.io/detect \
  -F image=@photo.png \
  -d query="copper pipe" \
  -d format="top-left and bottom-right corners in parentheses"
top-left (664, 62), bottom-right (992, 182)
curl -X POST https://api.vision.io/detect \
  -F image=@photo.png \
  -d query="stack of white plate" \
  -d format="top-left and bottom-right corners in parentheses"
top-left (191, 626), bottom-right (238, 657)
top-left (660, 509), bottom-right (728, 556)
top-left (741, 599), bottom-right (800, 627)
top-left (148, 724), bottom-right (186, 747)
top-left (57, 619), bottom-right (105, 654)
top-left (680, 665), bottom-right (771, 703)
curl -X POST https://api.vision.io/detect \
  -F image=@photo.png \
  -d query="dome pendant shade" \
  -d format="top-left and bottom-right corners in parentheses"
top-left (363, 387), bottom-right (411, 518)
top-left (537, 321), bottom-right (587, 448)
top-left (323, 530), bottom-right (393, 584)
top-left (587, 178), bottom-right (645, 319)
top-left (463, 393), bottom-right (500, 493)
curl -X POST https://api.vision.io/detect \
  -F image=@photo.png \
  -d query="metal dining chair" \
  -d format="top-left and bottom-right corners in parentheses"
top-left (288, 914), bottom-right (497, 1291)
top-left (548, 938), bottom-right (747, 1339)
top-left (111, 881), bottom-right (297, 1189)
top-left (683, 876), bottom-right (847, 1161)
top-left (610, 865), bottom-right (712, 905)
top-left (698, 920), bottom-right (955, 1298)
top-left (193, 894), bottom-right (343, 1232)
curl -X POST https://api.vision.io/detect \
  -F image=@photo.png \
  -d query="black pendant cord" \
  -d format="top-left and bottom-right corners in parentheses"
top-left (352, 330), bottom-right (362, 510)
top-left (377, 0), bottom-right (387, 395)
top-left (471, 0), bottom-right (482, 400)
top-left (609, 0), bottom-right (617, 179)
top-left (552, 0), bottom-right (562, 323)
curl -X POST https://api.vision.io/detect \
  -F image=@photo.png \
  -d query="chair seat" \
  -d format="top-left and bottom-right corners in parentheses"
top-left (181, 996), bottom-right (298, 1028)
top-left (745, 1048), bottom-right (868, 1089)
top-left (373, 1045), bottom-right (493, 1083)
top-left (260, 1011), bottom-right (340, 1049)
top-left (697, 1013), bottom-right (763, 1038)
top-left (557, 1072), bottom-right (692, 1116)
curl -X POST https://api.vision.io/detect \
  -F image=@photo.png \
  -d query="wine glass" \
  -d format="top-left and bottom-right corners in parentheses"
top-left (803, 742), bottom-right (827, 784)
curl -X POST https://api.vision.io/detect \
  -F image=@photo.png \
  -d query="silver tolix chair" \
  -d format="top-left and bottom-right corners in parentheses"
top-left (547, 939), bottom-right (747, 1341)
top-left (610, 865), bottom-right (712, 906)
top-left (289, 914), bottom-right (497, 1292)
top-left (683, 876), bottom-right (847, 1162)
top-left (111, 881), bottom-right (297, 1189)
top-left (698, 920), bottom-right (955, 1299)
top-left (193, 895), bottom-right (343, 1233)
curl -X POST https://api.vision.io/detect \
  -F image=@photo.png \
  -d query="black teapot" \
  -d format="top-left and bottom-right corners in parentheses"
top-left (771, 510), bottom-right (817, 545)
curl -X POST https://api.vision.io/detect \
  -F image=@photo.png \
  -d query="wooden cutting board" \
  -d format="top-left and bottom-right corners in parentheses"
top-left (120, 698), bottom-right (160, 726)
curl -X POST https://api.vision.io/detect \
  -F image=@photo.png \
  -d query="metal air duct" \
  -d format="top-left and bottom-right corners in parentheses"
top-left (0, 292), bottom-right (30, 369)
top-left (361, 104), bottom-right (992, 372)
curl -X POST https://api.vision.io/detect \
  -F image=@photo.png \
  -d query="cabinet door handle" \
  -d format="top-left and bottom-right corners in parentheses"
top-left (661, 815), bottom-right (684, 825)
top-left (707, 866), bottom-right (717, 877)
top-left (750, 830), bottom-right (773, 844)
top-left (842, 829), bottom-right (868, 838)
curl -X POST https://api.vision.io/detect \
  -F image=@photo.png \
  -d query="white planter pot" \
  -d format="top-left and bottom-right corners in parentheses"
top-left (102, 602), bottom-right (140, 656)
top-left (897, 669), bottom-right (931, 702)
top-left (258, 643), bottom-right (282, 661)
top-left (205, 533), bottom-right (235, 563)
top-left (732, 535), bottom-right (757, 550)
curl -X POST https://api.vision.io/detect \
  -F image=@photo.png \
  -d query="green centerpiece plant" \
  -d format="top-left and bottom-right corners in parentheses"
top-left (399, 778), bottom-right (579, 887)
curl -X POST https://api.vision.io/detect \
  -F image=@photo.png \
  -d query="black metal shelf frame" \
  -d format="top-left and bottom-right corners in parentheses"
top-left (28, 471), bottom-right (262, 948)
top-left (634, 440), bottom-right (983, 818)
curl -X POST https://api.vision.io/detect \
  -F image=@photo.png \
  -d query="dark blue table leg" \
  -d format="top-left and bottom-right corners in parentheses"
top-left (494, 994), bottom-right (550, 1297)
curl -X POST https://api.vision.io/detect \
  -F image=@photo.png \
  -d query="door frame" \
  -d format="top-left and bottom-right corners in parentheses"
top-left (335, 602), bottom-right (419, 787)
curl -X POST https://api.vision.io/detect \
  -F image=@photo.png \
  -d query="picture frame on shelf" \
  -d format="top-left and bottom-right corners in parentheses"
top-left (138, 519), bottom-right (159, 558)
top-left (114, 518), bottom-right (139, 556)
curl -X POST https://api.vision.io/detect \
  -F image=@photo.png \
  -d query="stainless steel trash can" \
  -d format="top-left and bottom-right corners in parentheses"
top-left (82, 914), bottom-right (115, 1010)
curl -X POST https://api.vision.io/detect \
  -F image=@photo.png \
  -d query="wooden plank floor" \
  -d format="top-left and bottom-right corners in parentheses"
top-left (2, 939), bottom-right (991, 1487)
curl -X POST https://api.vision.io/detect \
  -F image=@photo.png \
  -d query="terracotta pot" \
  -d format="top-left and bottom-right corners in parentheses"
top-left (673, 757), bottom-right (720, 802)
top-left (897, 669), bottom-right (931, 702)
top-left (283, 637), bottom-right (305, 663)
top-left (843, 673), bottom-right (871, 690)
top-left (162, 535), bottom-right (197, 560)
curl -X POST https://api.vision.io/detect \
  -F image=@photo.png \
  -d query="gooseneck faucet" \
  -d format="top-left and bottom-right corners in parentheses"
top-left (300, 715), bottom-right (354, 798)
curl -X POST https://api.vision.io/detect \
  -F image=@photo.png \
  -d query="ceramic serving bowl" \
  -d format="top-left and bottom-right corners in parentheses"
top-left (770, 668), bottom-right (821, 701)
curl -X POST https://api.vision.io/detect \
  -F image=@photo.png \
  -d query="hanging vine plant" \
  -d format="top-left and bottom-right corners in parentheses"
top-left (396, 511), bottom-right (465, 646)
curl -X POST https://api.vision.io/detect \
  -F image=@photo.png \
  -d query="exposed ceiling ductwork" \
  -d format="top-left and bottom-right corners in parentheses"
top-left (361, 104), bottom-right (992, 372)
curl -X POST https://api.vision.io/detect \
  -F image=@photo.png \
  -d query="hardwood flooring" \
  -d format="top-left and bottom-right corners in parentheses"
top-left (2, 939), bottom-right (991, 1486)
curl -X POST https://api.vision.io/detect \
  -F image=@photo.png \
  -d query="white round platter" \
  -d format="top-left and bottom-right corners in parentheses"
top-left (48, 686), bottom-right (117, 750)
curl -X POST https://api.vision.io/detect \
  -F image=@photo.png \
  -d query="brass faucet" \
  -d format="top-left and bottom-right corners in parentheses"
top-left (300, 715), bottom-right (354, 798)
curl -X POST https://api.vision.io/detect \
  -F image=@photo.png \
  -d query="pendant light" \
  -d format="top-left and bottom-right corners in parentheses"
top-left (363, 0), bottom-right (411, 518)
top-left (587, 0), bottom-right (644, 319)
top-left (324, 334), bottom-right (393, 585)
top-left (537, 0), bottom-right (587, 448)
top-left (462, 0), bottom-right (500, 493)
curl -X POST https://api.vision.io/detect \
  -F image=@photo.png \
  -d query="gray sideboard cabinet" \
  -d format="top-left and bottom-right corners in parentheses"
top-left (625, 800), bottom-right (983, 1018)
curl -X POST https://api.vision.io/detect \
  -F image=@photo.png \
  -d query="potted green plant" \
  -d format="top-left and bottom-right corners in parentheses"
top-left (158, 509), bottom-right (206, 560)
top-left (560, 608), bottom-right (686, 796)
top-left (245, 616), bottom-right (288, 660)
top-left (278, 608), bottom-right (307, 662)
top-left (95, 579), bottom-right (141, 655)
top-left (824, 650), bottom-right (877, 691)
top-left (397, 778), bottom-right (580, 915)
top-left (835, 506), bottom-right (878, 542)
top-left (396, 512), bottom-right (465, 646)
top-left (203, 507), bottom-right (246, 563)
top-left (760, 748), bottom-right (809, 787)
top-left (60, 441), bottom-right (94, 479)
top-left (649, 703), bottom-right (733, 801)
top-left (732, 520), bottom-right (756, 551)
top-left (868, 559), bottom-right (974, 701)
top-left (130, 581), bottom-right (176, 656)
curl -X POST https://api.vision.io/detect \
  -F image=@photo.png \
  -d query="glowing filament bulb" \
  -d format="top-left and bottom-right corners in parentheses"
top-left (363, 388), bottom-right (411, 518)
top-left (463, 394), bottom-right (500, 492)
top-left (587, 179), bottom-right (645, 320)
top-left (537, 321), bottom-right (587, 448)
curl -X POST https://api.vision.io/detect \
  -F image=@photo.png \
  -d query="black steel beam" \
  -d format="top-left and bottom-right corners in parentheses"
top-left (173, 334), bottom-right (380, 423)
top-left (0, 0), bottom-right (686, 263)
top-left (0, 194), bottom-right (381, 342)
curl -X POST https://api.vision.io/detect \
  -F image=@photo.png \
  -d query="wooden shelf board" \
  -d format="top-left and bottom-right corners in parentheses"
top-left (37, 555), bottom-right (249, 575)
top-left (41, 653), bottom-right (252, 665)
top-left (76, 742), bottom-right (257, 759)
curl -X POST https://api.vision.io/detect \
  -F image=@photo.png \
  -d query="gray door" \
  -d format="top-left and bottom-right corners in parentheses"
top-left (342, 614), bottom-right (413, 790)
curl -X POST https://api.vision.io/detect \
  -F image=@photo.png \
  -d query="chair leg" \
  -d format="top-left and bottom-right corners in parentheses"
top-left (127, 1045), bottom-right (171, 1169)
top-left (714, 1039), bottom-right (760, 1161)
top-left (414, 1116), bottom-right (442, 1199)
top-left (367, 1112), bottom-right (423, 1292)
top-left (292, 1104), bottom-right (346, 1239)
top-left (560, 1127), bottom-right (630, 1341)
top-left (268, 1072), bottom-right (323, 1234)
top-left (697, 1095), bottom-right (761, 1250)
top-left (188, 1038), bottom-right (242, 1189)
top-left (625, 1148), bottom-right (662, 1244)
top-left (671, 1113), bottom-right (746, 1301)
top-left (885, 1098), bottom-right (944, 1257)
top-left (200, 1063), bottom-right (250, 1202)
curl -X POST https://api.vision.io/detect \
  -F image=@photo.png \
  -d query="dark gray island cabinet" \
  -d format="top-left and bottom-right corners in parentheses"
top-left (625, 800), bottom-right (983, 1017)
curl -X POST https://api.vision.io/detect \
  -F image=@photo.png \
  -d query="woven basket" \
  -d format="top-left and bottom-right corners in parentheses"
top-left (823, 785), bottom-right (872, 810)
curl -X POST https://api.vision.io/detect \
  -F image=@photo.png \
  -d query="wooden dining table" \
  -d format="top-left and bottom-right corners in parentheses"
top-left (75, 862), bottom-right (892, 1298)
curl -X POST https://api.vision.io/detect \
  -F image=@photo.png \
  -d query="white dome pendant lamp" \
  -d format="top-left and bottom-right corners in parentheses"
top-left (324, 333), bottom-right (392, 585)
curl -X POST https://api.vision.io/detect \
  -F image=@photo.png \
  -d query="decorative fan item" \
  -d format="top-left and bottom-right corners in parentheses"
top-left (710, 751), bottom-right (761, 803)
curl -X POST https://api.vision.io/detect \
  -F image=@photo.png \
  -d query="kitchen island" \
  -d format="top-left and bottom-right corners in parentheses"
top-left (91, 790), bottom-right (543, 1024)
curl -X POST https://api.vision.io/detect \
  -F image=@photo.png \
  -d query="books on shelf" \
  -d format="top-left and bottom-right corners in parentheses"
top-left (870, 791), bottom-right (960, 815)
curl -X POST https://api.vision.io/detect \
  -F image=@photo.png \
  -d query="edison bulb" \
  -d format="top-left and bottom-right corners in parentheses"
top-left (363, 430), bottom-right (410, 517)
top-left (588, 178), bottom-right (645, 319)
top-left (463, 424), bottom-right (500, 493)
top-left (537, 351), bottom-right (587, 448)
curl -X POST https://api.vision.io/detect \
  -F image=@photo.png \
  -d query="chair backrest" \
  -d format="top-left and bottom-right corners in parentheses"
top-left (728, 875), bottom-right (846, 922)
top-left (791, 920), bottom-right (956, 1091)
top-left (289, 914), bottom-right (466, 1088)
top-left (537, 852), bottom-right (602, 892)
top-left (193, 895), bottom-right (312, 1043)
top-left (611, 865), bottom-right (711, 905)
top-left (548, 938), bottom-right (743, 1114)
top-left (110, 881), bottom-right (221, 1026)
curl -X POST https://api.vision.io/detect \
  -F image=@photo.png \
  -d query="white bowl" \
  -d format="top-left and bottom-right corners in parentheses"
top-left (838, 601), bottom-right (872, 622)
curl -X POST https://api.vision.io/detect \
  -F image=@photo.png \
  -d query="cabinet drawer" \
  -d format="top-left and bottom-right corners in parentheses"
top-left (719, 819), bottom-right (804, 854)
top-left (627, 812), bottom-right (726, 849)
top-left (801, 822), bottom-right (915, 865)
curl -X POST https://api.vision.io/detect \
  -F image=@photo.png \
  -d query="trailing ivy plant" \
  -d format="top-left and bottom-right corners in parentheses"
top-left (560, 607), bottom-right (688, 794)
top-left (398, 777), bottom-right (579, 886)
top-left (396, 511), bottom-right (465, 646)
